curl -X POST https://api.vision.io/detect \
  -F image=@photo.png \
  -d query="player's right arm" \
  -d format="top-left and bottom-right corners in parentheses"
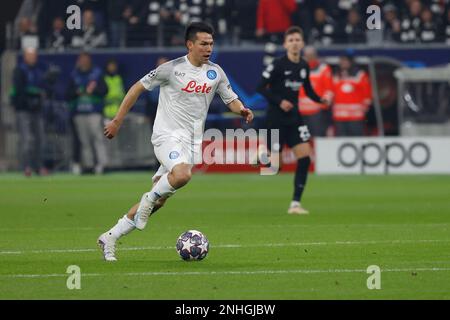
top-left (104, 61), bottom-right (172, 139)
top-left (104, 81), bottom-right (146, 139)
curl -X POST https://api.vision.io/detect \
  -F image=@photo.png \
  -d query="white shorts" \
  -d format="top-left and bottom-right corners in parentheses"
top-left (152, 137), bottom-right (200, 181)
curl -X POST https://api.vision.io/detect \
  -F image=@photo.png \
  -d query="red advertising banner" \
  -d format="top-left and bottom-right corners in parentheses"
top-left (193, 139), bottom-right (315, 173)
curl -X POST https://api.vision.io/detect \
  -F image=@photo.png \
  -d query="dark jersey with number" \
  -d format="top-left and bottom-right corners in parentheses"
top-left (257, 55), bottom-right (322, 126)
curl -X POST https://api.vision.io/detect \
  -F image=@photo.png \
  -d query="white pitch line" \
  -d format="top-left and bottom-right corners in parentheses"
top-left (2, 267), bottom-right (450, 279)
top-left (1, 239), bottom-right (450, 255)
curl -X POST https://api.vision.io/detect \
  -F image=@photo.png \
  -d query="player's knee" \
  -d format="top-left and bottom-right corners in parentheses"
top-left (294, 144), bottom-right (312, 159)
top-left (170, 168), bottom-right (191, 187)
top-left (175, 171), bottom-right (192, 186)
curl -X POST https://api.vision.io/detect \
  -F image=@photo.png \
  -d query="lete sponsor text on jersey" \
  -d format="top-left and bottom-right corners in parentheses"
top-left (181, 80), bottom-right (212, 94)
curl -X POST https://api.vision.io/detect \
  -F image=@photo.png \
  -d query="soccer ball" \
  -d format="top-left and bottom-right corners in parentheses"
top-left (176, 230), bottom-right (209, 261)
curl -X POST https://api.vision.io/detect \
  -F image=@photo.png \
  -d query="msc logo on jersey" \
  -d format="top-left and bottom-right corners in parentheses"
top-left (169, 151), bottom-right (180, 159)
top-left (207, 70), bottom-right (217, 80)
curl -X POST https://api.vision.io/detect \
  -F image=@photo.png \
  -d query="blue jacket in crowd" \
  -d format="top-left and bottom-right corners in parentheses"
top-left (66, 65), bottom-right (107, 115)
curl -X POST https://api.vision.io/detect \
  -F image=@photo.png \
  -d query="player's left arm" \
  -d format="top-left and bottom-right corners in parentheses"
top-left (227, 99), bottom-right (254, 124)
top-left (304, 65), bottom-right (331, 106)
top-left (217, 66), bottom-right (254, 124)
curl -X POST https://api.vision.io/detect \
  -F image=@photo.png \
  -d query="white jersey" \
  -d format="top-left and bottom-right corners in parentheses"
top-left (140, 55), bottom-right (238, 146)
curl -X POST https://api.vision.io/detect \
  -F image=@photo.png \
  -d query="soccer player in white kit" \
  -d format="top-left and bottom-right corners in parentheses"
top-left (98, 22), bottom-right (254, 261)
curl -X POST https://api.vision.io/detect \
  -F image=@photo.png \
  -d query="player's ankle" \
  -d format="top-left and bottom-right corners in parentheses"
top-left (290, 200), bottom-right (300, 207)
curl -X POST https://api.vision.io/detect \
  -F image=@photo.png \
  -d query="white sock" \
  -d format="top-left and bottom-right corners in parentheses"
top-left (107, 214), bottom-right (136, 241)
top-left (290, 200), bottom-right (300, 208)
top-left (148, 173), bottom-right (176, 202)
top-left (136, 173), bottom-right (176, 218)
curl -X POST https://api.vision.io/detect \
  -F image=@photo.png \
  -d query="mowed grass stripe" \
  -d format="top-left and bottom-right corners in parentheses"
top-left (3, 267), bottom-right (450, 279)
top-left (1, 239), bottom-right (450, 255)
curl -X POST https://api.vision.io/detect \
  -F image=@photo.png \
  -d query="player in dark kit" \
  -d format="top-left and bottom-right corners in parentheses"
top-left (257, 26), bottom-right (330, 215)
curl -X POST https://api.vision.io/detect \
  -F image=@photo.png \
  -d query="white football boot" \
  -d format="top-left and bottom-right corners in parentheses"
top-left (97, 233), bottom-right (117, 261)
top-left (287, 201), bottom-right (309, 215)
top-left (134, 192), bottom-right (156, 230)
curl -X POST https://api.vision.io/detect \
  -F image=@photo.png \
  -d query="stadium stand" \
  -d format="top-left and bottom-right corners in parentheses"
top-left (1, 0), bottom-right (449, 172)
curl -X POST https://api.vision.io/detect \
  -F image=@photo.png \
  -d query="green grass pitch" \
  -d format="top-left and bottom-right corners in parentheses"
top-left (0, 172), bottom-right (449, 299)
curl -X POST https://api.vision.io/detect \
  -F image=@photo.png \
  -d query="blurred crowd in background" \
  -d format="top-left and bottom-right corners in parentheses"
top-left (12, 0), bottom-right (450, 51)
top-left (5, 0), bottom-right (450, 176)
top-left (8, 46), bottom-right (376, 176)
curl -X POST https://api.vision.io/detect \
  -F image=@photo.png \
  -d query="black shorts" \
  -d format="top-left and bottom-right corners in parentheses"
top-left (265, 122), bottom-right (311, 152)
